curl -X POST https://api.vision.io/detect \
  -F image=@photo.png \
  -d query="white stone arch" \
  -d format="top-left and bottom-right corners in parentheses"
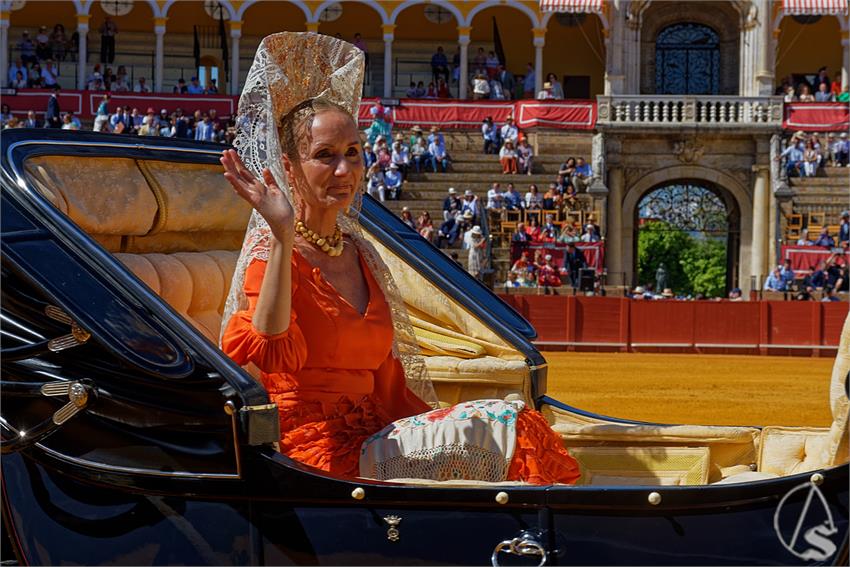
top-left (237, 0), bottom-right (311, 22)
top-left (540, 9), bottom-right (608, 31)
top-left (162, 0), bottom-right (237, 20)
top-left (71, 0), bottom-right (93, 15)
top-left (389, 0), bottom-right (463, 27)
top-left (621, 165), bottom-right (754, 289)
top-left (311, 0), bottom-right (389, 25)
top-left (463, 0), bottom-right (540, 29)
top-left (72, 0), bottom-right (163, 18)
top-left (773, 10), bottom-right (849, 32)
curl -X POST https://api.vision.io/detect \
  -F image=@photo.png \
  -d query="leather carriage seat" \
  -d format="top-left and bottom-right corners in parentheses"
top-left (23, 155), bottom-right (535, 407)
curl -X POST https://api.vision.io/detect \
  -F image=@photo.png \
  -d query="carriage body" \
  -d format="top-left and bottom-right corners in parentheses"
top-left (1, 130), bottom-right (847, 566)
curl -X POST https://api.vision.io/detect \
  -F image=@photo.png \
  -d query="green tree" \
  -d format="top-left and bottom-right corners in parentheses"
top-left (636, 221), bottom-right (694, 293)
top-left (681, 238), bottom-right (727, 298)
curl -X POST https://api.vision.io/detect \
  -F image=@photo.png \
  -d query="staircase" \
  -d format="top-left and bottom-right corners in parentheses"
top-left (379, 130), bottom-right (594, 284)
top-left (785, 166), bottom-right (850, 242)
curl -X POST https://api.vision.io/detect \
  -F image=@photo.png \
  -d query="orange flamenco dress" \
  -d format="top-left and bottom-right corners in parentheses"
top-left (222, 250), bottom-right (580, 485)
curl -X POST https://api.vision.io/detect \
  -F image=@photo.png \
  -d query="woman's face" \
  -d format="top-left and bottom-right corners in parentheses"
top-left (284, 109), bottom-right (363, 214)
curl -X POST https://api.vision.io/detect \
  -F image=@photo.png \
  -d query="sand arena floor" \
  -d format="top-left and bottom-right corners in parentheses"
top-left (543, 352), bottom-right (836, 428)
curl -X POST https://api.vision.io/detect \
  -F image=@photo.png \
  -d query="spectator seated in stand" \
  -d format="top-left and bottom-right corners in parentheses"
top-left (834, 133), bottom-right (850, 167)
top-left (187, 76), bottom-right (205, 94)
top-left (417, 211), bottom-right (435, 243)
top-left (461, 190), bottom-right (480, 225)
top-left (814, 228), bottom-right (836, 248)
top-left (499, 141), bottom-right (518, 174)
top-left (384, 163), bottom-right (403, 200)
top-left (796, 228), bottom-right (812, 246)
top-left (504, 183), bottom-right (524, 211)
top-left (486, 183), bottom-right (504, 211)
top-left (764, 267), bottom-right (787, 292)
top-left (815, 82), bottom-right (835, 102)
top-left (173, 77), bottom-right (188, 94)
top-left (540, 214), bottom-right (558, 243)
top-left (437, 211), bottom-right (468, 249)
top-left (517, 138), bottom-right (534, 175)
top-left (390, 136), bottom-right (410, 178)
top-left (537, 254), bottom-right (562, 295)
top-left (580, 223), bottom-right (600, 243)
top-left (442, 187), bottom-right (462, 221)
top-left (362, 141), bottom-right (376, 170)
top-left (399, 206), bottom-right (417, 231)
top-left (427, 131), bottom-right (450, 173)
top-left (525, 184), bottom-right (543, 210)
top-left (798, 84), bottom-right (815, 102)
top-left (411, 137), bottom-right (429, 173)
top-left (503, 272), bottom-right (522, 290)
top-left (482, 117), bottom-right (499, 155)
top-left (525, 216), bottom-right (542, 242)
top-left (511, 223), bottom-right (531, 248)
top-left (558, 223), bottom-right (580, 243)
top-left (366, 162), bottom-right (385, 202)
top-left (780, 259), bottom-right (796, 289)
top-left (572, 157), bottom-right (593, 192)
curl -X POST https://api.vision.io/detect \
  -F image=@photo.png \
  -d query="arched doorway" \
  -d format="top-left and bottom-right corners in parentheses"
top-left (655, 23), bottom-right (720, 95)
top-left (635, 181), bottom-right (740, 297)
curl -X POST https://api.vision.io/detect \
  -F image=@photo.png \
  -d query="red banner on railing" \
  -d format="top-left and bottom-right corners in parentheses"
top-left (357, 98), bottom-right (597, 130)
top-left (510, 241), bottom-right (605, 274)
top-left (781, 245), bottom-right (847, 276)
top-left (783, 102), bottom-right (850, 132)
top-left (3, 88), bottom-right (239, 120)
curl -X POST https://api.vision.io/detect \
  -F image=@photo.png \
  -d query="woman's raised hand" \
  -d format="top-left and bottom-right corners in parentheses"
top-left (221, 149), bottom-right (294, 243)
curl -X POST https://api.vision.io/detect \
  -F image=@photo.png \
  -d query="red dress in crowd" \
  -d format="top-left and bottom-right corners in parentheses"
top-left (222, 250), bottom-right (580, 485)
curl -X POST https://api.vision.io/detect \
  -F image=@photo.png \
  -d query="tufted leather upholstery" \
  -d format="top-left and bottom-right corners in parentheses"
top-left (113, 251), bottom-right (239, 343)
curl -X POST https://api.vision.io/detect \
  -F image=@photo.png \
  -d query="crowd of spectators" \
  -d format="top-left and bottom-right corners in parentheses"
top-left (1, 91), bottom-right (236, 144)
top-left (777, 67), bottom-right (849, 103)
top-left (364, 124), bottom-right (452, 202)
top-left (777, 130), bottom-right (849, 177)
top-left (502, 246), bottom-right (593, 294)
top-left (763, 254), bottom-right (847, 302)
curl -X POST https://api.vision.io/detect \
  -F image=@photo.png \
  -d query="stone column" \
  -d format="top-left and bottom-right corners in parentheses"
top-left (382, 24), bottom-right (395, 98)
top-left (842, 37), bottom-right (849, 90)
top-left (754, 0), bottom-right (775, 96)
top-left (532, 28), bottom-right (545, 96)
top-left (605, 4), bottom-right (625, 95)
top-left (229, 21), bottom-right (241, 95)
top-left (621, 14), bottom-right (641, 93)
top-left (0, 11), bottom-right (9, 89)
top-left (76, 14), bottom-right (89, 90)
top-left (153, 17), bottom-right (166, 92)
top-left (606, 166), bottom-right (625, 286)
top-left (457, 26), bottom-right (471, 100)
top-left (751, 165), bottom-right (770, 291)
top-left (739, 11), bottom-right (757, 95)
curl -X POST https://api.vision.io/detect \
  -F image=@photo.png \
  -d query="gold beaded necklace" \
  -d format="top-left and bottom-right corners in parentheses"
top-left (294, 220), bottom-right (344, 257)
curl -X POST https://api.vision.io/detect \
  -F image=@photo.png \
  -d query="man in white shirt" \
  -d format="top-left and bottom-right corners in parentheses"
top-left (499, 117), bottom-right (518, 147)
top-left (536, 81), bottom-right (554, 100)
top-left (133, 77), bottom-right (151, 93)
top-left (486, 183), bottom-right (504, 210)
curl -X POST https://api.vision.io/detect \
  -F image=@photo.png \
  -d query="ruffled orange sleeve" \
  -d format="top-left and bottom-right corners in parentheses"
top-left (221, 257), bottom-right (308, 374)
top-left (372, 353), bottom-right (432, 422)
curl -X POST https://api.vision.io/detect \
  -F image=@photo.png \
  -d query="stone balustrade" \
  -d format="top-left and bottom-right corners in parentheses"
top-left (596, 95), bottom-right (784, 129)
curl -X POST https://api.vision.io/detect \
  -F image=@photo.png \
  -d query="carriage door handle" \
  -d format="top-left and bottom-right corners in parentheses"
top-left (491, 531), bottom-right (547, 566)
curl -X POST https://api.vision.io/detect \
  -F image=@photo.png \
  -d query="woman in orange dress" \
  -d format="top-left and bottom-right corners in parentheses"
top-left (219, 32), bottom-right (579, 485)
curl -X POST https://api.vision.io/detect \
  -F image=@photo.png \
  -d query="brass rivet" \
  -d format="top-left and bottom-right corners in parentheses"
top-left (351, 487), bottom-right (366, 500)
top-left (648, 492), bottom-right (662, 506)
top-left (810, 473), bottom-right (824, 486)
top-left (495, 491), bottom-right (509, 505)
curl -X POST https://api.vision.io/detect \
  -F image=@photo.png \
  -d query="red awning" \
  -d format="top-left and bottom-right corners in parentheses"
top-left (539, 0), bottom-right (603, 13)
top-left (783, 0), bottom-right (849, 15)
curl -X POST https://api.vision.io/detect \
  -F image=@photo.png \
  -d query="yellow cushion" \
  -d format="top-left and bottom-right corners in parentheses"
top-left (757, 426), bottom-right (831, 476)
top-left (414, 326), bottom-right (486, 357)
top-left (25, 156), bottom-right (158, 237)
top-left (569, 446), bottom-right (710, 486)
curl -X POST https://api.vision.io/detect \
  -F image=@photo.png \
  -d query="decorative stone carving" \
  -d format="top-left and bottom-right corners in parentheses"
top-left (624, 167), bottom-right (652, 186)
top-left (672, 138), bottom-right (705, 164)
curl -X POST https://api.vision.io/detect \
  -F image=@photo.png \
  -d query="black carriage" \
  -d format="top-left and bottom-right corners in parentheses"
top-left (1, 130), bottom-right (847, 565)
